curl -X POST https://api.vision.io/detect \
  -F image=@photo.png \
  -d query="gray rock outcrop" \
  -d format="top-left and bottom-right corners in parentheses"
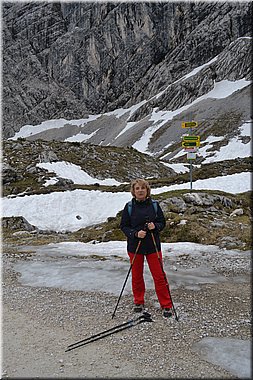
top-left (2, 216), bottom-right (37, 231)
top-left (2, 2), bottom-right (252, 138)
top-left (2, 162), bottom-right (22, 184)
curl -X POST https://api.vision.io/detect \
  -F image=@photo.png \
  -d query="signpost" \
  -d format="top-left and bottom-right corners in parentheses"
top-left (181, 122), bottom-right (200, 190)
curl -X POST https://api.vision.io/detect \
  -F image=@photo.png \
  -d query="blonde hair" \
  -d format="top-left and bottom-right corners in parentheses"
top-left (130, 178), bottom-right (151, 198)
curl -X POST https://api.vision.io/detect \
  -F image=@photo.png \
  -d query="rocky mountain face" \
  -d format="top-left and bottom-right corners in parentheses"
top-left (2, 1), bottom-right (252, 139)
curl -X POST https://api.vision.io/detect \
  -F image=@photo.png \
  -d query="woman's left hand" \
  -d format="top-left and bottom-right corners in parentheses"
top-left (147, 222), bottom-right (155, 230)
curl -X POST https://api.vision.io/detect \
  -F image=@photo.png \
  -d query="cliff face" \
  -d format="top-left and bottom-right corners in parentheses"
top-left (2, 1), bottom-right (252, 138)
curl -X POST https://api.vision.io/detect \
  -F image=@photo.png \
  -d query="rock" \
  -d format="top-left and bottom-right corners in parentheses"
top-left (210, 221), bottom-right (226, 228)
top-left (26, 166), bottom-right (39, 174)
top-left (12, 142), bottom-right (23, 150)
top-left (55, 178), bottom-right (74, 187)
top-left (183, 193), bottom-right (203, 206)
top-left (230, 208), bottom-right (244, 217)
top-left (39, 151), bottom-right (59, 163)
top-left (219, 236), bottom-right (242, 248)
top-left (2, 216), bottom-right (37, 231)
top-left (219, 196), bottom-right (234, 208)
top-left (166, 197), bottom-right (187, 213)
top-left (13, 230), bottom-right (33, 236)
top-left (2, 162), bottom-right (20, 184)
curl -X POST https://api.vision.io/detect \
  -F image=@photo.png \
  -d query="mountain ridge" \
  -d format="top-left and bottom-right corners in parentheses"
top-left (2, 2), bottom-right (252, 138)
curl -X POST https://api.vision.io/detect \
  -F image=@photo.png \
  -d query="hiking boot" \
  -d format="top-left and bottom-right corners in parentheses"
top-left (163, 308), bottom-right (172, 318)
top-left (133, 304), bottom-right (144, 313)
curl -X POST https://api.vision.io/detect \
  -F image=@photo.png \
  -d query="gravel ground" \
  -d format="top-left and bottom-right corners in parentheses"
top-left (2, 246), bottom-right (251, 379)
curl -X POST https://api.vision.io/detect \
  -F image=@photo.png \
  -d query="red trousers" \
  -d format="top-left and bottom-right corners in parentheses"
top-left (128, 251), bottom-right (172, 309)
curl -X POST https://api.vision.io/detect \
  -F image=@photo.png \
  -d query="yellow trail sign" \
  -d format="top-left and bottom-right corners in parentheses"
top-left (183, 135), bottom-right (200, 142)
top-left (181, 121), bottom-right (198, 128)
top-left (182, 141), bottom-right (200, 148)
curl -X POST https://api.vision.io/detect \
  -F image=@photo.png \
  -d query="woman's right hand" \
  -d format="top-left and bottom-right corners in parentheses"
top-left (137, 230), bottom-right (147, 239)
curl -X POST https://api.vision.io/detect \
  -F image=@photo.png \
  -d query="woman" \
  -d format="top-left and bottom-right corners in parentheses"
top-left (120, 178), bottom-right (173, 318)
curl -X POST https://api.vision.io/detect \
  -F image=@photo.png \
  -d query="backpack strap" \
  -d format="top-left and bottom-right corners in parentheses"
top-left (152, 200), bottom-right (158, 216)
top-left (127, 199), bottom-right (158, 217)
top-left (127, 200), bottom-right (133, 216)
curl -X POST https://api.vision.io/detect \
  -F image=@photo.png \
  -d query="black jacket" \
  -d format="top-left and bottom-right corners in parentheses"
top-left (120, 197), bottom-right (166, 254)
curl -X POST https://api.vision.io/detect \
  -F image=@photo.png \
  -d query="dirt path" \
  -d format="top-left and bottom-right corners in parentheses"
top-left (2, 250), bottom-right (251, 379)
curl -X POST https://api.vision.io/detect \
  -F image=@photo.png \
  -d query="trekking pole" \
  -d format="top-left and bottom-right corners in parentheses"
top-left (66, 312), bottom-right (153, 352)
top-left (66, 316), bottom-right (152, 352)
top-left (111, 239), bottom-right (141, 319)
top-left (150, 231), bottom-right (179, 321)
